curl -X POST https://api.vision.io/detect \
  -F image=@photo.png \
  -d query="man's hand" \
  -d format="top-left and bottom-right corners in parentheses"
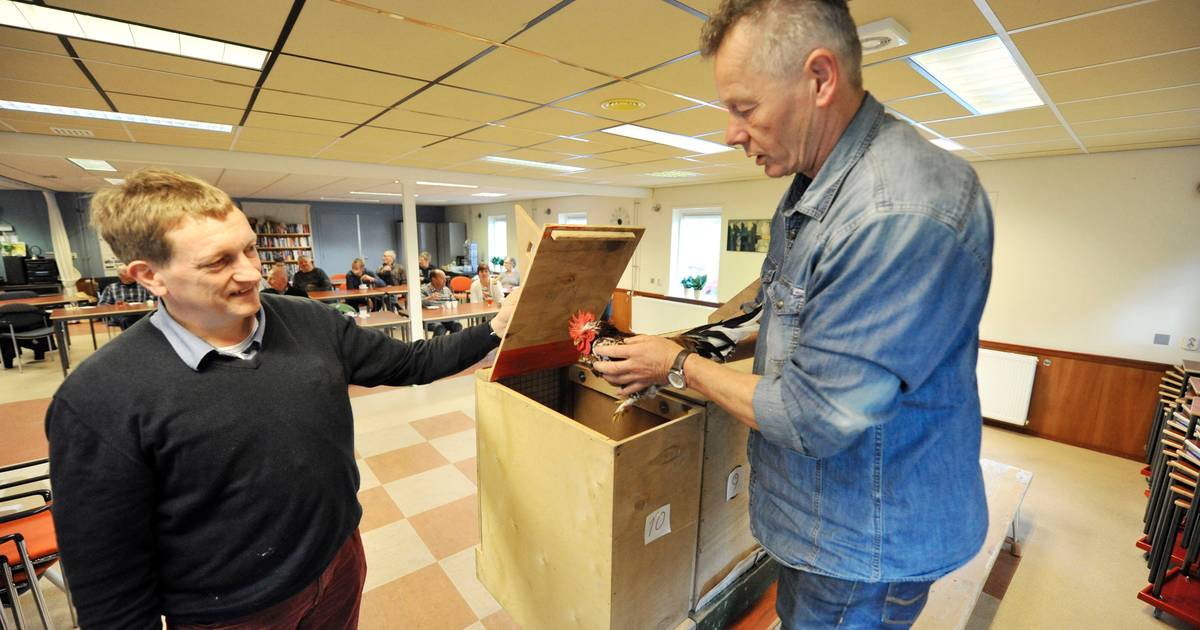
top-left (591, 336), bottom-right (683, 396)
top-left (489, 287), bottom-right (520, 337)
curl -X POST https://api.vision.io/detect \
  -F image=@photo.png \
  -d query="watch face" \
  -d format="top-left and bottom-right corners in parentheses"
top-left (668, 370), bottom-right (685, 388)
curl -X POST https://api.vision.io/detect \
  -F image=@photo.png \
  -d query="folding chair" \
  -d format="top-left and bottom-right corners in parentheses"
top-left (0, 305), bottom-right (55, 373)
top-left (0, 458), bottom-right (71, 629)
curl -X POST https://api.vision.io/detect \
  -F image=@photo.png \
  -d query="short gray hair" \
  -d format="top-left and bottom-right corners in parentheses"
top-left (700, 0), bottom-right (862, 89)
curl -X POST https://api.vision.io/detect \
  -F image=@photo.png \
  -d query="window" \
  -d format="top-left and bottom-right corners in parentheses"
top-left (558, 212), bottom-right (587, 225)
top-left (487, 215), bottom-right (508, 263)
top-left (669, 208), bottom-right (721, 299)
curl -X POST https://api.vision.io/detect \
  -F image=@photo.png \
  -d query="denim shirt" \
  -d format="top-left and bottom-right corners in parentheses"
top-left (749, 93), bottom-right (994, 582)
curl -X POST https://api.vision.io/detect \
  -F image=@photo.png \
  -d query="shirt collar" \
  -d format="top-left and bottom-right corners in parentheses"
top-left (151, 303), bottom-right (266, 371)
top-left (781, 92), bottom-right (884, 220)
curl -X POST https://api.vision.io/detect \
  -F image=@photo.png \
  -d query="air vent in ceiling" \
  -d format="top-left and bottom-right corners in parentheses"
top-left (50, 127), bottom-right (95, 137)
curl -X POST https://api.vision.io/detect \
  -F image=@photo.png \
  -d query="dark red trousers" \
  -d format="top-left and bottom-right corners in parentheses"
top-left (168, 530), bottom-right (366, 630)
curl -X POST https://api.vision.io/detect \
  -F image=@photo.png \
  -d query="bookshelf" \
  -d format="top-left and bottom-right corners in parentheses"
top-left (250, 218), bottom-right (311, 277)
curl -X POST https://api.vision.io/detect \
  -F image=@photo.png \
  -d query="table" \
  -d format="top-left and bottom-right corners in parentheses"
top-left (351, 310), bottom-right (410, 340)
top-left (1, 293), bottom-right (88, 308)
top-left (308, 285), bottom-right (408, 302)
top-left (49, 303), bottom-right (157, 377)
top-left (415, 301), bottom-right (500, 326)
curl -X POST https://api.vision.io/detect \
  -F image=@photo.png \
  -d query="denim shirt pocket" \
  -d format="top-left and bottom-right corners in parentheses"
top-left (765, 281), bottom-right (806, 375)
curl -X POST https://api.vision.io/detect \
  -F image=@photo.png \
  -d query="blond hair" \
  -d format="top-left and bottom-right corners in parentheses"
top-left (90, 167), bottom-right (236, 264)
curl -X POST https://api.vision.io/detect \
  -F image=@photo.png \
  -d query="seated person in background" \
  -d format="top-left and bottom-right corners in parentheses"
top-left (292, 255), bottom-right (332, 293)
top-left (418, 251), bottom-right (436, 284)
top-left (376, 250), bottom-right (404, 286)
top-left (98, 264), bottom-right (152, 330)
top-left (261, 263), bottom-right (308, 298)
top-left (0, 305), bottom-right (51, 369)
top-left (420, 269), bottom-right (462, 336)
top-left (498, 257), bottom-right (520, 289)
top-left (469, 264), bottom-right (505, 306)
top-left (345, 257), bottom-right (384, 311)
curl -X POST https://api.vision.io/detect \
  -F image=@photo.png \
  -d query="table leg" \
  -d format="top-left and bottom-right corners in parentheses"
top-left (57, 321), bottom-right (69, 377)
top-left (89, 318), bottom-right (97, 349)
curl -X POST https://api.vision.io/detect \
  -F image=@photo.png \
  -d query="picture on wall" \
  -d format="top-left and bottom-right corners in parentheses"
top-left (726, 219), bottom-right (771, 253)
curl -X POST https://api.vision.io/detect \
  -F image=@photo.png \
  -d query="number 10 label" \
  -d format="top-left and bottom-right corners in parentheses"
top-left (644, 504), bottom-right (672, 545)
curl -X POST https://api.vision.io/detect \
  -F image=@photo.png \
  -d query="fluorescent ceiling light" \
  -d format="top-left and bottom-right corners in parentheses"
top-left (0, 0), bottom-right (268, 70)
top-left (645, 170), bottom-right (702, 178)
top-left (481, 156), bottom-right (586, 173)
top-left (68, 158), bottom-right (116, 172)
top-left (0, 100), bottom-right (233, 132)
top-left (349, 191), bottom-right (404, 197)
top-left (909, 36), bottom-right (1043, 116)
top-left (601, 124), bottom-right (734, 155)
top-left (320, 197), bottom-right (381, 203)
top-left (472, 192), bottom-right (507, 198)
top-left (103, 177), bottom-right (125, 185)
top-left (930, 138), bottom-right (965, 152)
top-left (416, 180), bottom-right (478, 189)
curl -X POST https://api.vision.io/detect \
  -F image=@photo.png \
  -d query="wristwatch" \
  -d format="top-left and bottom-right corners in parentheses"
top-left (667, 349), bottom-right (692, 389)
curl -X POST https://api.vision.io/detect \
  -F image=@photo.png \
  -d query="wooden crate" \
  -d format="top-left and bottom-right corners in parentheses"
top-left (476, 364), bottom-right (705, 630)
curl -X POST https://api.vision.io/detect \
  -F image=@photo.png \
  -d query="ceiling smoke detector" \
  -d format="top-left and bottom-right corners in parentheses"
top-left (857, 18), bottom-right (910, 55)
top-left (601, 98), bottom-right (645, 112)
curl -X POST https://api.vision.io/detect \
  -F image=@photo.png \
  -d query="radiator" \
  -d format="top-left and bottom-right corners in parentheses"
top-left (976, 349), bottom-right (1038, 426)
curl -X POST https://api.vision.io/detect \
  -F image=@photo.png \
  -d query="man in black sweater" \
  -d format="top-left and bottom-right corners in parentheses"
top-left (47, 168), bottom-right (518, 629)
top-left (291, 255), bottom-right (333, 293)
top-left (261, 262), bottom-right (309, 298)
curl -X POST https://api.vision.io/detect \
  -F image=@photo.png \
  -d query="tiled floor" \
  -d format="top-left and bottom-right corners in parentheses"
top-left (1, 326), bottom-right (1195, 628)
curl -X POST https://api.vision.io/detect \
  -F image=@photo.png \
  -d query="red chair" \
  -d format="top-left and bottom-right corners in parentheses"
top-left (449, 276), bottom-right (472, 294)
top-left (0, 458), bottom-right (67, 629)
top-left (330, 273), bottom-right (347, 288)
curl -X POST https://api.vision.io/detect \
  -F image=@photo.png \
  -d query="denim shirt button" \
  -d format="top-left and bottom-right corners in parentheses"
top-left (775, 299), bottom-right (785, 310)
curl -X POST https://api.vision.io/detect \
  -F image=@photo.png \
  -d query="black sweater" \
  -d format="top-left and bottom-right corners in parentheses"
top-left (45, 294), bottom-right (498, 628)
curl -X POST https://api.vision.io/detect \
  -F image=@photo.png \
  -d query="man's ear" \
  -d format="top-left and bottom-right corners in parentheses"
top-left (126, 260), bottom-right (168, 298)
top-left (806, 47), bottom-right (840, 108)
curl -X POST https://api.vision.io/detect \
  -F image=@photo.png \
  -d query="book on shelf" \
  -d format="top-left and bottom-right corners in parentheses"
top-left (248, 218), bottom-right (310, 235)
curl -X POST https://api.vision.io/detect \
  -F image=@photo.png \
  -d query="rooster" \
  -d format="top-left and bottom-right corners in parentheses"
top-left (568, 305), bottom-right (762, 420)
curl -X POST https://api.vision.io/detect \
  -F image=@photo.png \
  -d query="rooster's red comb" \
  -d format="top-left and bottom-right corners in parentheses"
top-left (568, 310), bottom-right (597, 341)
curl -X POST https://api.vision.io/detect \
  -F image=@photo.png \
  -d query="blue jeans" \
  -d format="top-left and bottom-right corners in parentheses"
top-left (777, 567), bottom-right (933, 629)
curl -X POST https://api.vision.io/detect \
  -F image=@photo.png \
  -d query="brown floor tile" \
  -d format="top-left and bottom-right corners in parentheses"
top-left (411, 411), bottom-right (475, 441)
top-left (0, 398), bottom-right (51, 466)
top-left (358, 563), bottom-right (478, 630)
top-left (366, 442), bottom-right (449, 484)
top-left (481, 609), bottom-right (522, 630)
top-left (357, 487), bottom-right (405, 532)
top-left (349, 384), bottom-right (402, 398)
top-left (455, 457), bottom-right (478, 486)
top-left (407, 495), bottom-right (480, 560)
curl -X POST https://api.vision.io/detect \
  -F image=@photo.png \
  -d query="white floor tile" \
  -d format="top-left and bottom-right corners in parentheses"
top-left (360, 519), bottom-right (435, 593)
top-left (357, 458), bottom-right (380, 490)
top-left (430, 429), bottom-right (477, 463)
top-left (384, 464), bottom-right (476, 517)
top-left (441, 547), bottom-right (501, 620)
top-left (354, 422), bottom-right (425, 458)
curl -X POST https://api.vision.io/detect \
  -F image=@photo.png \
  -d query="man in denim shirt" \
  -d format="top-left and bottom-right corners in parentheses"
top-left (593, 0), bottom-right (993, 626)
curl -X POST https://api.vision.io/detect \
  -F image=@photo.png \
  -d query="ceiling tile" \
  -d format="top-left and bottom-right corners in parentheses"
top-left (255, 174), bottom-right (348, 198)
top-left (533, 131), bottom-right (647, 153)
top-left (495, 148), bottom-right (580, 163)
top-left (0, 116), bottom-right (129, 141)
top-left (1072, 110), bottom-right (1200, 137)
top-left (1013, 0), bottom-right (1200, 74)
top-left (402, 85), bottom-right (534, 123)
top-left (636, 105), bottom-right (727, 137)
top-left (924, 106), bottom-right (1061, 137)
top-left (215, 170), bottom-right (288, 196)
top-left (634, 54), bottom-right (718, 104)
top-left (399, 138), bottom-right (512, 164)
top-left (591, 147), bottom-right (662, 164)
top-left (263, 56), bottom-right (426, 108)
top-left (988, 0), bottom-right (1131, 30)
top-left (284, 0), bottom-right (490, 81)
top-left (310, 147), bottom-right (395, 164)
top-left (501, 106), bottom-right (613, 136)
top-left (557, 156), bottom-right (625, 169)
top-left (558, 82), bottom-right (697, 122)
top-left (0, 78), bottom-right (108, 109)
top-left (126, 126), bottom-right (234, 149)
top-left (1084, 128), bottom-right (1200, 150)
top-left (849, 0), bottom-right (993, 62)
top-left (69, 40), bottom-right (261, 83)
top-left (981, 148), bottom-right (1082, 160)
top-left (231, 142), bottom-right (320, 159)
top-left (0, 26), bottom-right (68, 54)
top-left (370, 109), bottom-right (481, 137)
top-left (508, 0), bottom-right (702, 77)
top-left (1040, 49), bottom-right (1200, 103)
top-left (458, 123), bottom-right (557, 147)
top-left (0, 49), bottom-right (91, 89)
top-left (89, 64), bottom-right (253, 108)
top-left (953, 126), bottom-right (1072, 148)
top-left (242, 112), bottom-right (353, 136)
top-left (975, 139), bottom-right (1081, 156)
top-left (330, 127), bottom-right (443, 155)
top-left (370, 0), bottom-right (563, 41)
top-left (234, 127), bottom-right (338, 153)
top-left (47, 0), bottom-right (292, 48)
top-left (252, 90), bottom-right (383, 125)
top-left (864, 59), bottom-right (938, 102)
top-left (632, 143), bottom-right (706, 159)
top-left (443, 47), bottom-right (609, 104)
top-left (1058, 85), bottom-right (1200, 123)
top-left (109, 93), bottom-right (244, 124)
top-left (887, 93), bottom-right (973, 122)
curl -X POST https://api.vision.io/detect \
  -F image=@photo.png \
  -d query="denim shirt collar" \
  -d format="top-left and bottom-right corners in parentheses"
top-left (151, 302), bottom-right (266, 371)
top-left (781, 92), bottom-right (884, 221)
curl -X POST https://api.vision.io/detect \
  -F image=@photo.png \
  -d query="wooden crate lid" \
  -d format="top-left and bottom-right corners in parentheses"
top-left (490, 224), bottom-right (644, 381)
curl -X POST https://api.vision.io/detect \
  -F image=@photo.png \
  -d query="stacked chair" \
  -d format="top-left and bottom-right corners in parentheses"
top-left (1139, 364), bottom-right (1200, 624)
top-left (0, 458), bottom-right (73, 629)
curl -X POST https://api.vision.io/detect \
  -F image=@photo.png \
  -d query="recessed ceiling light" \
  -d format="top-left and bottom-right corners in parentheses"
top-left (416, 181), bottom-right (478, 189)
top-left (0, 0), bottom-right (268, 69)
top-left (320, 197), bottom-right (381, 203)
top-left (349, 191), bottom-right (404, 197)
top-left (645, 170), bottom-right (703, 178)
top-left (103, 177), bottom-right (125, 185)
top-left (601, 98), bottom-right (645, 112)
top-left (930, 138), bottom-right (965, 152)
top-left (472, 192), bottom-right (507, 198)
top-left (558, 135), bottom-right (590, 143)
top-left (601, 124), bottom-right (734, 155)
top-left (67, 158), bottom-right (115, 172)
top-left (857, 18), bottom-right (910, 55)
top-left (909, 36), bottom-right (1043, 116)
top-left (481, 156), bottom-right (586, 173)
top-left (0, 100), bottom-right (233, 132)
